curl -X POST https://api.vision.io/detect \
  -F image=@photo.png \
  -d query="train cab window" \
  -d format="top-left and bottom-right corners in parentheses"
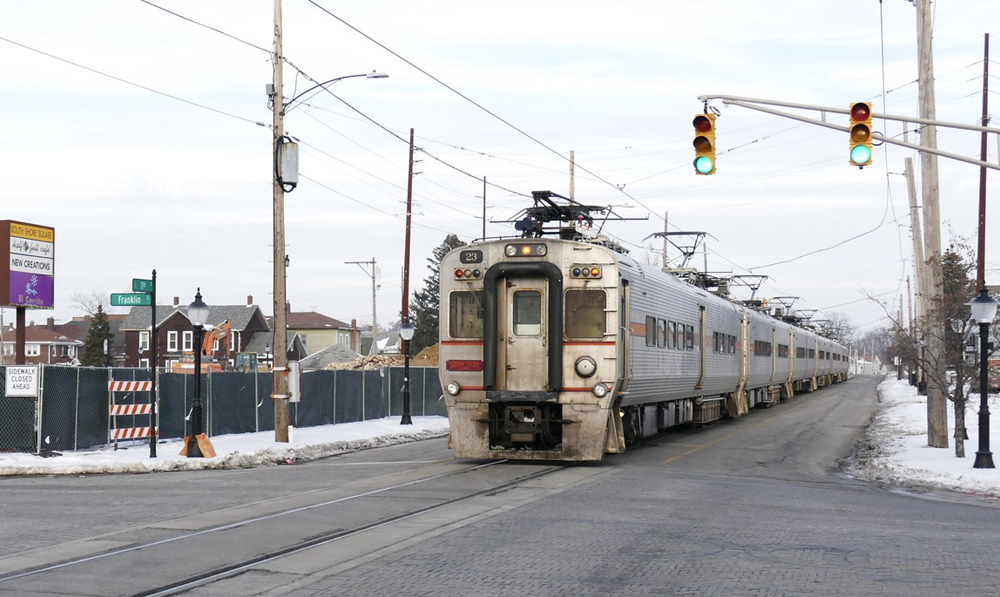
top-left (513, 290), bottom-right (542, 336)
top-left (449, 291), bottom-right (484, 338)
top-left (565, 289), bottom-right (606, 339)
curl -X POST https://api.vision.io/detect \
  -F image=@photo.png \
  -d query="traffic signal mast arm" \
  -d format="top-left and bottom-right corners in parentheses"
top-left (698, 94), bottom-right (1000, 171)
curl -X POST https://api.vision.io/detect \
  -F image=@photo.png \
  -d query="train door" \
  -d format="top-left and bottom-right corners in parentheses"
top-left (499, 278), bottom-right (548, 391)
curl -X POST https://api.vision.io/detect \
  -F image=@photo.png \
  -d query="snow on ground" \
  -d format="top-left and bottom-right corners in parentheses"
top-left (847, 376), bottom-right (1000, 499)
top-left (0, 417), bottom-right (450, 476)
top-left (2, 377), bottom-right (999, 502)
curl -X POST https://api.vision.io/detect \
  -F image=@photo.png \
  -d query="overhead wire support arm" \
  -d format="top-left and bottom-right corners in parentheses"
top-left (697, 94), bottom-right (1000, 171)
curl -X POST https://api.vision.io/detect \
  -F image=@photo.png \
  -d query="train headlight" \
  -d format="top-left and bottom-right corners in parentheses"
top-left (575, 356), bottom-right (597, 378)
top-left (592, 383), bottom-right (609, 398)
top-left (505, 243), bottom-right (546, 257)
top-left (445, 382), bottom-right (462, 396)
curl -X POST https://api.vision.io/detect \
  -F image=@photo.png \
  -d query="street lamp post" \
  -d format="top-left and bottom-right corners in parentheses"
top-left (970, 288), bottom-right (997, 469)
top-left (399, 322), bottom-right (415, 425)
top-left (186, 289), bottom-right (210, 458)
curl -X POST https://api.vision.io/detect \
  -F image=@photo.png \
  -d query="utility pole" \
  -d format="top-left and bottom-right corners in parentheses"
top-left (976, 33), bottom-right (990, 290)
top-left (905, 157), bottom-right (925, 389)
top-left (482, 176), bottom-right (486, 239)
top-left (346, 259), bottom-right (378, 356)
top-left (569, 150), bottom-right (575, 200)
top-left (916, 0), bottom-right (948, 448)
top-left (271, 0), bottom-right (290, 442)
top-left (402, 128), bottom-right (414, 331)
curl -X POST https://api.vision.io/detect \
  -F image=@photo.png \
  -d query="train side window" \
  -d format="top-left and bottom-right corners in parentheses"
top-left (685, 325), bottom-right (694, 350)
top-left (658, 319), bottom-right (667, 347)
top-left (513, 290), bottom-right (542, 335)
top-left (565, 289), bottom-right (606, 339)
top-left (449, 291), bottom-right (484, 338)
top-left (645, 316), bottom-right (656, 346)
top-left (667, 321), bottom-right (676, 349)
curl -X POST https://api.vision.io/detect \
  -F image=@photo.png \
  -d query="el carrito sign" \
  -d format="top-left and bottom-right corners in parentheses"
top-left (0, 220), bottom-right (55, 309)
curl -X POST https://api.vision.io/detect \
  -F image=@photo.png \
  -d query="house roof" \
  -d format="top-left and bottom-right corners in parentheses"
top-left (300, 344), bottom-right (361, 370)
top-left (121, 304), bottom-right (266, 331)
top-left (276, 311), bottom-right (353, 330)
top-left (1, 325), bottom-right (82, 346)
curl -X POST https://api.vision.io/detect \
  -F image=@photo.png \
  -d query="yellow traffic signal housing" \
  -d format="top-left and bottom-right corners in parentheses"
top-left (692, 113), bottom-right (716, 175)
top-left (849, 102), bottom-right (873, 167)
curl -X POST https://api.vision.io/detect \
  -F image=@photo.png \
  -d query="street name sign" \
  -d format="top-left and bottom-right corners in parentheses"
top-left (111, 293), bottom-right (152, 307)
top-left (132, 278), bottom-right (154, 293)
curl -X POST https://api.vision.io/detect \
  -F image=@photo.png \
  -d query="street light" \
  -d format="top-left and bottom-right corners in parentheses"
top-left (186, 289), bottom-right (210, 458)
top-left (970, 288), bottom-right (997, 469)
top-left (281, 71), bottom-right (389, 116)
top-left (399, 321), bottom-right (416, 425)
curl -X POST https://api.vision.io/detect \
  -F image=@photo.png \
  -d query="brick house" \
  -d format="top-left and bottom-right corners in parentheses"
top-left (119, 295), bottom-right (280, 369)
top-left (1, 321), bottom-right (83, 365)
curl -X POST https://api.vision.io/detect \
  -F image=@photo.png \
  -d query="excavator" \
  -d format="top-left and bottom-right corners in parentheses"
top-left (171, 320), bottom-right (231, 374)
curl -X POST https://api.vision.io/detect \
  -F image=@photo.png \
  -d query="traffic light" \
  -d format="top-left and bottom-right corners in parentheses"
top-left (849, 102), bottom-right (873, 167)
top-left (692, 113), bottom-right (716, 175)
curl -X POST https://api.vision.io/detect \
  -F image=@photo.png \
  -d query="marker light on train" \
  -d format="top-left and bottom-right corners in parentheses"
top-left (571, 265), bottom-right (602, 279)
top-left (454, 268), bottom-right (482, 279)
top-left (592, 383), bottom-right (609, 398)
top-left (445, 381), bottom-right (461, 396)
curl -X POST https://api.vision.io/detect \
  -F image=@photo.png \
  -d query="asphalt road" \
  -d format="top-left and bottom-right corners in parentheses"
top-left (3, 375), bottom-right (999, 596)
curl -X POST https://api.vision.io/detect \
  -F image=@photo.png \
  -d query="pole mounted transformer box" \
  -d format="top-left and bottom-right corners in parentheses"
top-left (279, 141), bottom-right (299, 189)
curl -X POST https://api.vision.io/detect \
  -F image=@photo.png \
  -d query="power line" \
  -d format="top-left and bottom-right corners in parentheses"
top-left (0, 35), bottom-right (264, 127)
top-left (137, 0), bottom-right (272, 54)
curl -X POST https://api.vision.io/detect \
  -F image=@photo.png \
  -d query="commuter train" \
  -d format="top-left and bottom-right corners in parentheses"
top-left (438, 192), bottom-right (850, 461)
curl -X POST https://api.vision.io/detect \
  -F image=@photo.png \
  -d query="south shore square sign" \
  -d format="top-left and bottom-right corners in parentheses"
top-left (0, 220), bottom-right (54, 309)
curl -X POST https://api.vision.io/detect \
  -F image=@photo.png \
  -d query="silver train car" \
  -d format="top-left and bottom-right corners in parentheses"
top-left (438, 194), bottom-right (849, 461)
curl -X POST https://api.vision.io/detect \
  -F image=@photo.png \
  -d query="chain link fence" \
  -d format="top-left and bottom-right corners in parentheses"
top-left (0, 365), bottom-right (444, 454)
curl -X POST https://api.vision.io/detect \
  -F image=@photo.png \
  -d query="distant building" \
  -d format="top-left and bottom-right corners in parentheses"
top-left (0, 320), bottom-right (83, 366)
top-left (120, 295), bottom-right (277, 369)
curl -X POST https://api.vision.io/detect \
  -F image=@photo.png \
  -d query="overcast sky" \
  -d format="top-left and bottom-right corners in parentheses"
top-left (2, 1), bottom-right (998, 337)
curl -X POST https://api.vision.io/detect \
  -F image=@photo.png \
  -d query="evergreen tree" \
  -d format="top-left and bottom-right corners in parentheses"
top-left (82, 304), bottom-right (113, 367)
top-left (410, 234), bottom-right (466, 355)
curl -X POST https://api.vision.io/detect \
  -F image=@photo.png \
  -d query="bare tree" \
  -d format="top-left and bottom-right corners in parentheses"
top-left (891, 238), bottom-right (980, 457)
top-left (71, 291), bottom-right (119, 317)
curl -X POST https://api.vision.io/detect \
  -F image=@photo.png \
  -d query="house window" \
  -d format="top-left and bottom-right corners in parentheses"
top-left (167, 331), bottom-right (178, 352)
top-left (183, 331), bottom-right (193, 352)
top-left (139, 358), bottom-right (149, 368)
top-left (26, 343), bottom-right (40, 357)
top-left (139, 331), bottom-right (150, 352)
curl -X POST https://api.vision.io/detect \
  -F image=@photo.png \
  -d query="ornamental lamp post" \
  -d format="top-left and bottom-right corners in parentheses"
top-left (399, 322), bottom-right (416, 425)
top-left (186, 289), bottom-right (210, 458)
top-left (970, 288), bottom-right (997, 469)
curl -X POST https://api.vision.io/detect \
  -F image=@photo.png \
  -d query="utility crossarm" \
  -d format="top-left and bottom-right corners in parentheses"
top-left (698, 95), bottom-right (1000, 171)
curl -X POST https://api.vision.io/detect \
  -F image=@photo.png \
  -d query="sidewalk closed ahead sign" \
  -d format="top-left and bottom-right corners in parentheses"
top-left (6, 366), bottom-right (39, 397)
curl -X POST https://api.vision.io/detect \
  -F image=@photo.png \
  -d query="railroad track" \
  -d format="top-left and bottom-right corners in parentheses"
top-left (0, 458), bottom-right (606, 596)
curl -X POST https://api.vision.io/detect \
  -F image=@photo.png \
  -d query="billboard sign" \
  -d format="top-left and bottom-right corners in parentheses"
top-left (1, 221), bottom-right (55, 309)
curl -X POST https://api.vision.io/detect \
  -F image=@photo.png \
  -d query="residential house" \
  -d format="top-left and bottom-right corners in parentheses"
top-left (119, 295), bottom-right (295, 369)
top-left (284, 309), bottom-right (362, 356)
top-left (1, 321), bottom-right (83, 365)
top-left (50, 314), bottom-right (128, 366)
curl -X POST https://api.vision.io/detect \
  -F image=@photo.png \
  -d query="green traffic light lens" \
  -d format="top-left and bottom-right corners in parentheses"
top-left (850, 145), bottom-right (871, 165)
top-left (694, 156), bottom-right (714, 173)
